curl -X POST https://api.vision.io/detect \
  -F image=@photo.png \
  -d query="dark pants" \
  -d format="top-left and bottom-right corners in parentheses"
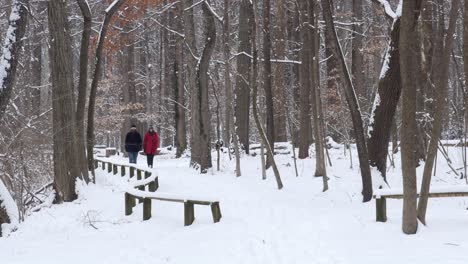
top-left (147, 154), bottom-right (154, 168)
top-left (128, 152), bottom-right (138, 164)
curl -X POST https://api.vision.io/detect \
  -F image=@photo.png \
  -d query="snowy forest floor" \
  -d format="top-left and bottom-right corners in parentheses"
top-left (1, 144), bottom-right (468, 264)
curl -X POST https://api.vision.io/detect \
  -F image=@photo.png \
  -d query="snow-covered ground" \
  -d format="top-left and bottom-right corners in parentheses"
top-left (1, 145), bottom-right (468, 264)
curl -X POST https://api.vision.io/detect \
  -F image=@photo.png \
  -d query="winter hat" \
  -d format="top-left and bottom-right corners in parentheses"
top-left (131, 125), bottom-right (137, 129)
top-left (149, 125), bottom-right (154, 130)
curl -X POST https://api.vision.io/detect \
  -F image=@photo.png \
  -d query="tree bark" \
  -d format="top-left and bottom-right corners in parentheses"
top-left (235, 0), bottom-right (253, 154)
top-left (298, 0), bottom-right (311, 159)
top-left (321, 0), bottom-right (372, 202)
top-left (309, 0), bottom-right (327, 189)
top-left (223, 0), bottom-right (241, 176)
top-left (263, 0), bottom-right (274, 169)
top-left (352, 0), bottom-right (365, 99)
top-left (196, 2), bottom-right (216, 173)
top-left (417, 0), bottom-right (460, 225)
top-left (48, 0), bottom-right (80, 202)
top-left (175, 1), bottom-right (187, 158)
top-left (273, 0), bottom-right (287, 142)
top-left (75, 0), bottom-right (92, 183)
top-left (0, 0), bottom-right (28, 120)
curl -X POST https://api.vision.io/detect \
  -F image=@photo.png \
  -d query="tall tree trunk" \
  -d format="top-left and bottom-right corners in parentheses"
top-left (86, 0), bottom-right (125, 174)
top-left (400, 0), bottom-right (425, 235)
top-left (30, 19), bottom-right (41, 117)
top-left (309, 0), bottom-right (327, 190)
top-left (174, 1), bottom-right (187, 158)
top-left (250, 0), bottom-right (283, 190)
top-left (48, 0), bottom-right (80, 202)
top-left (223, 0), bottom-right (241, 176)
top-left (321, 0), bottom-right (372, 202)
top-left (273, 0), bottom-right (287, 142)
top-left (417, 0), bottom-right (460, 225)
top-left (263, 0), bottom-right (274, 168)
top-left (298, 0), bottom-right (311, 159)
top-left (196, 2), bottom-right (216, 173)
top-left (235, 0), bottom-right (253, 154)
top-left (184, 0), bottom-right (201, 167)
top-left (75, 0), bottom-right (91, 183)
top-left (0, 0), bottom-right (28, 120)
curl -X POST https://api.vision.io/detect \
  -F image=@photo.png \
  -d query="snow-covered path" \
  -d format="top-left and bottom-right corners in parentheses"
top-left (1, 147), bottom-right (468, 264)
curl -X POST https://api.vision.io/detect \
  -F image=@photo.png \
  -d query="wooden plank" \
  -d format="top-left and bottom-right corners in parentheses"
top-left (125, 193), bottom-right (133, 216)
top-left (121, 165), bottom-right (126, 177)
top-left (184, 201), bottom-right (195, 226)
top-left (374, 192), bottom-right (468, 200)
top-left (143, 198), bottom-right (152, 220)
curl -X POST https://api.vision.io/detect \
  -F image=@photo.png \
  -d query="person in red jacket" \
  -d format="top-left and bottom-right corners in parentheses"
top-left (143, 126), bottom-right (159, 168)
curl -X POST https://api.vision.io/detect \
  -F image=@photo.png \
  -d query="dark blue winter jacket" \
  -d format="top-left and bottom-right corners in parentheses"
top-left (125, 131), bottom-right (142, 153)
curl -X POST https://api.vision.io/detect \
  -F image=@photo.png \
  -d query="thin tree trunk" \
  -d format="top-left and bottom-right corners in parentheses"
top-left (223, 0), bottom-right (241, 176)
top-left (175, 1), bottom-right (187, 158)
top-left (86, 0), bottom-right (125, 175)
top-left (352, 0), bottom-right (364, 100)
top-left (417, 0), bottom-right (460, 225)
top-left (251, 0), bottom-right (283, 190)
top-left (309, 0), bottom-right (327, 190)
top-left (75, 0), bottom-right (91, 183)
top-left (263, 0), bottom-right (274, 169)
top-left (321, 0), bottom-right (372, 201)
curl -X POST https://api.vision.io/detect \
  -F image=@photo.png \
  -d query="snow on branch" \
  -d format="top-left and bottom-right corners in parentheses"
top-left (0, 178), bottom-right (19, 231)
top-left (204, 0), bottom-right (223, 23)
top-left (370, 0), bottom-right (397, 20)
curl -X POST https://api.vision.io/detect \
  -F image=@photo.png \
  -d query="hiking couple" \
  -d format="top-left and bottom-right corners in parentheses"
top-left (124, 125), bottom-right (159, 168)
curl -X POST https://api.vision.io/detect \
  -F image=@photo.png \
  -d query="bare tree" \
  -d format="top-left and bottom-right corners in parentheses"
top-left (321, 0), bottom-right (372, 201)
top-left (86, 0), bottom-right (125, 174)
top-left (250, 0), bottom-right (283, 189)
top-left (417, 0), bottom-right (460, 225)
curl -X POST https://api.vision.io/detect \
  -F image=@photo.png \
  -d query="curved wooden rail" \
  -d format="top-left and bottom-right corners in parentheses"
top-left (95, 157), bottom-right (221, 226)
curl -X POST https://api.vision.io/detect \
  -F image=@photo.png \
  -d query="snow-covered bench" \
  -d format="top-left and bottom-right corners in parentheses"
top-left (124, 189), bottom-right (222, 226)
top-left (373, 186), bottom-right (468, 222)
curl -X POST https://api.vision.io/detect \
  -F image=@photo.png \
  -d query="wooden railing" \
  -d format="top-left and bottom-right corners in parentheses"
top-left (94, 158), bottom-right (221, 226)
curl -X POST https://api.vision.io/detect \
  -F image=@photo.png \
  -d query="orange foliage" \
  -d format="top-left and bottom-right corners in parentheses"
top-left (90, 0), bottom-right (168, 64)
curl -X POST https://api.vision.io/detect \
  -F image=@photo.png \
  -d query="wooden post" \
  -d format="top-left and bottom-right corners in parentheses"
top-left (137, 170), bottom-right (144, 193)
top-left (145, 171), bottom-right (151, 179)
top-left (121, 165), bottom-right (125, 177)
top-left (125, 193), bottom-right (133, 216)
top-left (148, 179), bottom-right (158, 192)
top-left (101, 161), bottom-right (105, 170)
top-left (210, 202), bottom-right (222, 223)
top-left (137, 170), bottom-right (142, 180)
top-left (107, 162), bottom-right (112, 173)
top-left (184, 201), bottom-right (195, 226)
top-left (130, 167), bottom-right (135, 178)
top-left (143, 198), bottom-right (152, 220)
top-left (113, 164), bottom-right (118, 175)
top-left (94, 160), bottom-right (98, 169)
top-left (376, 197), bottom-right (387, 222)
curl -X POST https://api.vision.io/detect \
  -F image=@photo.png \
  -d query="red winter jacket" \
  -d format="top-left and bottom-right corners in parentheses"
top-left (143, 131), bottom-right (159, 155)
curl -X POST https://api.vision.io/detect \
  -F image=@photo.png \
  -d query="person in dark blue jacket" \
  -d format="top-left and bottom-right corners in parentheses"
top-left (125, 125), bottom-right (142, 164)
